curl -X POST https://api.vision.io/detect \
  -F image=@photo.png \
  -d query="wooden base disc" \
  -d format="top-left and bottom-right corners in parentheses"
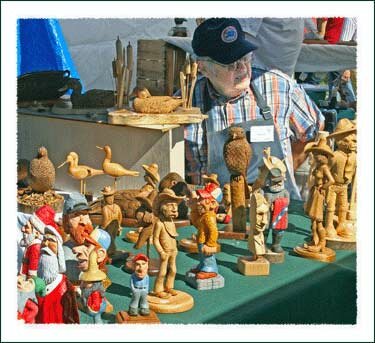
top-left (237, 256), bottom-right (270, 275)
top-left (124, 230), bottom-right (140, 243)
top-left (326, 236), bottom-right (356, 251)
top-left (147, 291), bottom-right (194, 313)
top-left (294, 245), bottom-right (336, 263)
top-left (178, 238), bottom-right (221, 253)
top-left (263, 249), bottom-right (285, 264)
top-left (218, 223), bottom-right (250, 240)
top-left (115, 310), bottom-right (160, 324)
top-left (124, 256), bottom-right (161, 276)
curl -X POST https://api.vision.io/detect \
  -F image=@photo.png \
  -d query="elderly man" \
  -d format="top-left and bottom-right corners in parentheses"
top-left (187, 18), bottom-right (324, 199)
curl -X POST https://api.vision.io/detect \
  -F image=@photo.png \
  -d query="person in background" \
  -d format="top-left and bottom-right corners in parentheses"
top-left (237, 18), bottom-right (305, 77)
top-left (186, 18), bottom-right (324, 199)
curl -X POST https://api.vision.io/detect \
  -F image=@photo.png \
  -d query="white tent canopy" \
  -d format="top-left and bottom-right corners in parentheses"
top-left (59, 18), bottom-right (356, 91)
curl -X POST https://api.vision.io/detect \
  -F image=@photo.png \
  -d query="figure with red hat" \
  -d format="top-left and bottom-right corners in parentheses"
top-left (36, 225), bottom-right (79, 323)
top-left (129, 253), bottom-right (150, 316)
top-left (189, 183), bottom-right (223, 281)
top-left (19, 205), bottom-right (59, 278)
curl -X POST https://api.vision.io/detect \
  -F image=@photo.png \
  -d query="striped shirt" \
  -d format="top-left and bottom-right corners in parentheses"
top-left (184, 67), bottom-right (324, 184)
top-left (340, 18), bottom-right (357, 42)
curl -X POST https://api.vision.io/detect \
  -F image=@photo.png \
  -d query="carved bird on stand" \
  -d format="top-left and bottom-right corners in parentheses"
top-left (96, 145), bottom-right (139, 190)
top-left (131, 87), bottom-right (183, 114)
top-left (29, 146), bottom-right (56, 193)
top-left (59, 78), bottom-right (116, 109)
top-left (223, 126), bottom-right (252, 199)
top-left (58, 152), bottom-right (104, 194)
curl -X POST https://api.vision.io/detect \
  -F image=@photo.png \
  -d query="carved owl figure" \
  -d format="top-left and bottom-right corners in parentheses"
top-left (223, 127), bottom-right (252, 198)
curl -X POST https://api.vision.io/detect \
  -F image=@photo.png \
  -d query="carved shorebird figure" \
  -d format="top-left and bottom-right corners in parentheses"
top-left (96, 145), bottom-right (139, 190)
top-left (58, 152), bottom-right (104, 194)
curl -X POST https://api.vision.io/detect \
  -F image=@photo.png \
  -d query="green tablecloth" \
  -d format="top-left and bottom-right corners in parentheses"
top-left (79, 200), bottom-right (356, 324)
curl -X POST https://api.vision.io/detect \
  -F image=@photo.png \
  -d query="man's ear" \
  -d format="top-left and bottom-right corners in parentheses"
top-left (96, 248), bottom-right (106, 263)
top-left (197, 60), bottom-right (208, 77)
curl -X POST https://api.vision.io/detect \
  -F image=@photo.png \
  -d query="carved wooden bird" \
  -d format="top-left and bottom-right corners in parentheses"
top-left (29, 146), bottom-right (56, 193)
top-left (223, 126), bottom-right (252, 199)
top-left (58, 152), bottom-right (104, 194)
top-left (131, 87), bottom-right (183, 114)
top-left (96, 145), bottom-right (139, 190)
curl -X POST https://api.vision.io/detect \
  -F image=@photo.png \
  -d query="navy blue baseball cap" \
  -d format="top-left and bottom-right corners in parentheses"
top-left (192, 18), bottom-right (258, 65)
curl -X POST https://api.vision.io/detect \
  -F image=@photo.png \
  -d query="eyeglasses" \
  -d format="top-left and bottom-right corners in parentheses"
top-left (202, 53), bottom-right (253, 72)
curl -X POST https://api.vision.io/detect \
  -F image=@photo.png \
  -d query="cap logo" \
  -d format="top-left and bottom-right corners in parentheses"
top-left (221, 26), bottom-right (238, 43)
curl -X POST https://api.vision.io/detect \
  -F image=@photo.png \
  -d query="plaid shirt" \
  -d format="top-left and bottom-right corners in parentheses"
top-left (184, 67), bottom-right (324, 184)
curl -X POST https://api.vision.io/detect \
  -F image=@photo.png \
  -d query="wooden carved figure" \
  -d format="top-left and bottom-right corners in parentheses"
top-left (58, 151), bottom-right (104, 194)
top-left (17, 275), bottom-right (45, 324)
top-left (79, 250), bottom-right (109, 324)
top-left (129, 253), bottom-right (150, 316)
top-left (101, 186), bottom-right (125, 260)
top-left (36, 225), bottom-right (80, 324)
top-left (185, 184), bottom-right (225, 290)
top-left (294, 138), bottom-right (336, 262)
top-left (96, 144), bottom-right (139, 190)
top-left (152, 189), bottom-right (185, 298)
top-left (147, 189), bottom-right (193, 314)
top-left (261, 148), bottom-right (290, 262)
top-left (131, 87), bottom-right (183, 114)
top-left (139, 163), bottom-right (160, 195)
top-left (202, 174), bottom-right (230, 224)
top-left (29, 146), bottom-right (55, 193)
top-left (238, 191), bottom-right (270, 275)
top-left (325, 119), bottom-right (357, 239)
top-left (223, 126), bottom-right (252, 232)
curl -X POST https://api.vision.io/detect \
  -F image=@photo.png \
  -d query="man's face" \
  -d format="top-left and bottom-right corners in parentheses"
top-left (199, 53), bottom-right (252, 98)
top-left (72, 243), bottom-right (95, 272)
top-left (67, 211), bottom-right (94, 245)
top-left (20, 221), bottom-right (37, 247)
top-left (337, 133), bottom-right (357, 153)
top-left (41, 233), bottom-right (58, 255)
top-left (341, 70), bottom-right (351, 84)
top-left (104, 195), bottom-right (114, 205)
top-left (17, 275), bottom-right (34, 292)
top-left (160, 201), bottom-right (179, 219)
top-left (255, 204), bottom-right (269, 232)
top-left (134, 260), bottom-right (148, 279)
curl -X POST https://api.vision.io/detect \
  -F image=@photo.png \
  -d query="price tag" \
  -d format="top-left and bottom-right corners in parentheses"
top-left (250, 125), bottom-right (274, 142)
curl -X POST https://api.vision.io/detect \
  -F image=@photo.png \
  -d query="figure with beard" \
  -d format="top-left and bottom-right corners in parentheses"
top-left (79, 250), bottom-right (108, 324)
top-left (17, 275), bottom-right (45, 324)
top-left (36, 225), bottom-right (79, 324)
top-left (62, 192), bottom-right (93, 284)
top-left (255, 147), bottom-right (290, 254)
top-left (20, 205), bottom-right (58, 278)
top-left (189, 184), bottom-right (222, 280)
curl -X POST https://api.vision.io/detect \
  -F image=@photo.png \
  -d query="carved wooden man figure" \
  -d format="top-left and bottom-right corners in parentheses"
top-left (152, 189), bottom-right (185, 299)
top-left (325, 119), bottom-right (357, 238)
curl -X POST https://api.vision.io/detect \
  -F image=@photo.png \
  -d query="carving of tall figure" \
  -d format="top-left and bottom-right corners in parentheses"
top-left (325, 119), bottom-right (357, 239)
top-left (152, 189), bottom-right (185, 299)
